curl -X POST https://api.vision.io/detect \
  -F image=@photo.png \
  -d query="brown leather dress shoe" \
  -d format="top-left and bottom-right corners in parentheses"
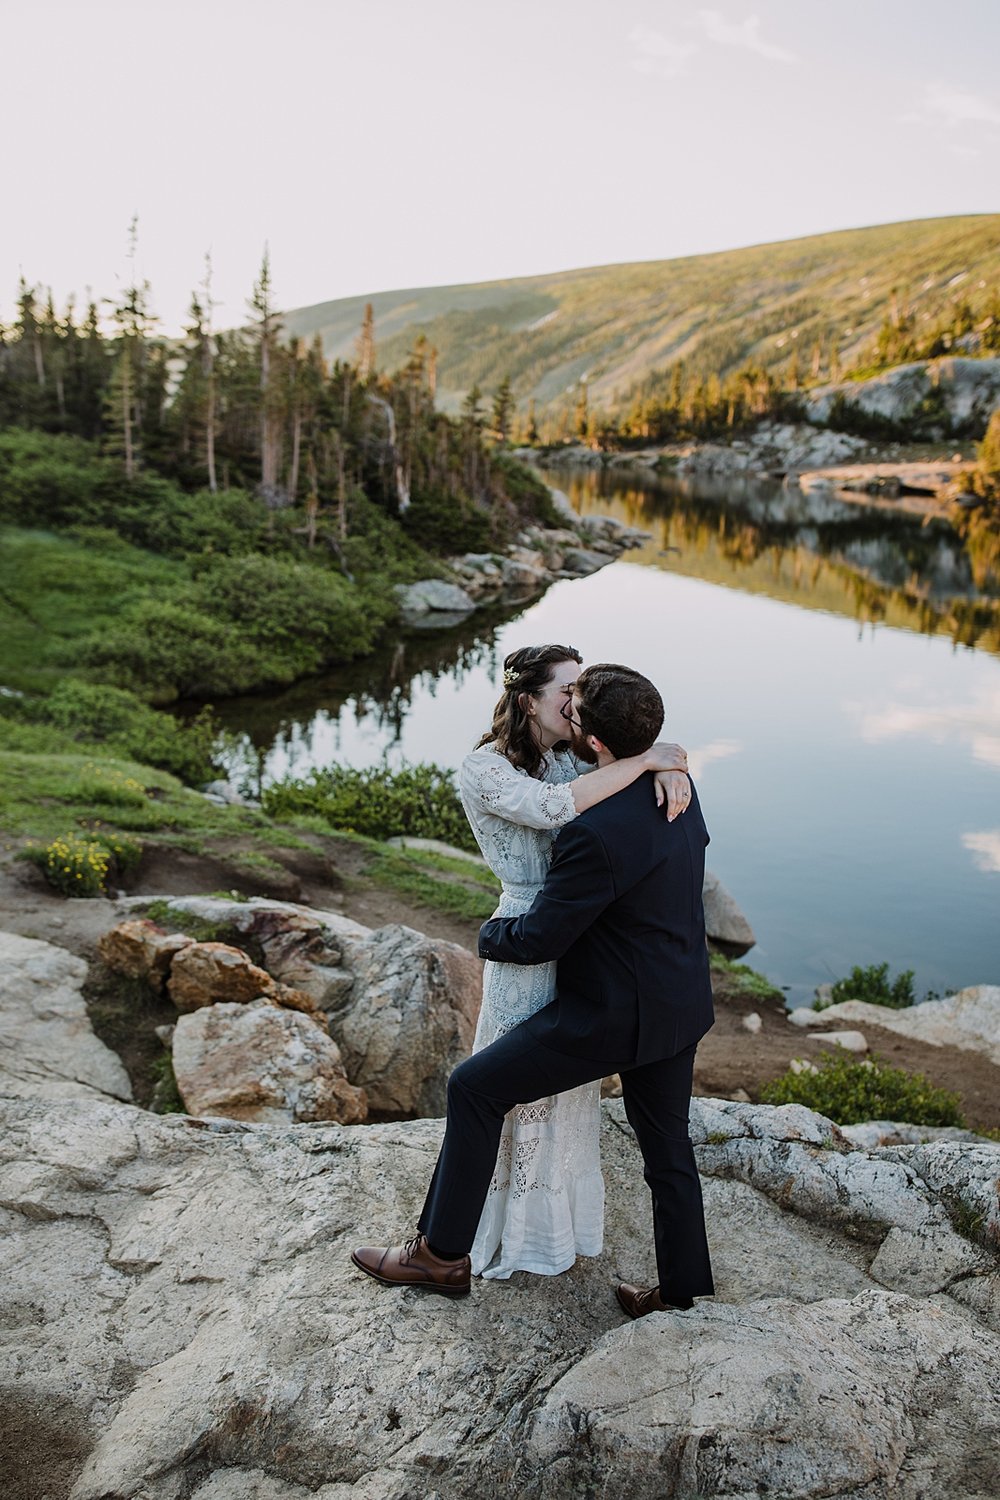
top-left (351, 1234), bottom-right (471, 1297)
top-left (616, 1282), bottom-right (693, 1319)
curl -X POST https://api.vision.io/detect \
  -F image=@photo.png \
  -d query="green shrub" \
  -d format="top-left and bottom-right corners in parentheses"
top-left (0, 431), bottom-right (273, 556)
top-left (402, 488), bottom-right (492, 554)
top-left (42, 680), bottom-right (219, 784)
top-left (492, 451), bottom-right (564, 528)
top-left (110, 482), bottom-right (270, 557)
top-left (75, 557), bottom-right (395, 700)
top-left (760, 1051), bottom-right (965, 1128)
top-left (263, 762), bottom-right (476, 851)
top-left (192, 552), bottom-right (394, 658)
top-left (75, 595), bottom-right (262, 700)
top-left (816, 961), bottom-right (917, 1010)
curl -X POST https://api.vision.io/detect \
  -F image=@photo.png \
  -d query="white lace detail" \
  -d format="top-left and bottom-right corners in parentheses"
top-left (460, 745), bottom-right (604, 1280)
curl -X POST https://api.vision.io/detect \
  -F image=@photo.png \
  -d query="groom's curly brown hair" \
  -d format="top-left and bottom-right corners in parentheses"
top-left (574, 664), bottom-right (664, 760)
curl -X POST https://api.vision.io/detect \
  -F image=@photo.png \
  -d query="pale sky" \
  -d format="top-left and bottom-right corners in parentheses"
top-left (3, 0), bottom-right (999, 334)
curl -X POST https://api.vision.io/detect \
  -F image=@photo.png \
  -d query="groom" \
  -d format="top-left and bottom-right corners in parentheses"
top-left (352, 663), bottom-right (715, 1316)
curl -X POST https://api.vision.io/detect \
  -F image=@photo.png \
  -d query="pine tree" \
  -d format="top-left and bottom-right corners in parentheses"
top-left (355, 302), bottom-right (376, 381)
top-left (177, 260), bottom-right (219, 492)
top-left (18, 277), bottom-right (46, 390)
top-left (975, 408), bottom-right (1000, 498)
top-left (786, 348), bottom-right (800, 391)
top-left (104, 216), bottom-right (156, 479)
top-left (249, 246), bottom-right (285, 500)
top-left (461, 384), bottom-right (484, 491)
top-left (491, 375), bottom-right (514, 443)
top-left (810, 339), bottom-right (823, 380)
top-left (77, 298), bottom-right (109, 439)
top-left (574, 380), bottom-right (589, 441)
top-left (525, 397), bottom-right (539, 444)
top-left (200, 254), bottom-right (218, 492)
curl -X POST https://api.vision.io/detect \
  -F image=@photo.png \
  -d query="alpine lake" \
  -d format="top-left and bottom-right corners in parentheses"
top-left (211, 466), bottom-right (1000, 1009)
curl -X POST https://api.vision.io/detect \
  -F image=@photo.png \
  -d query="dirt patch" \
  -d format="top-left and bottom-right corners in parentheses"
top-left (0, 1390), bottom-right (93, 1500)
top-left (697, 973), bottom-right (1000, 1135)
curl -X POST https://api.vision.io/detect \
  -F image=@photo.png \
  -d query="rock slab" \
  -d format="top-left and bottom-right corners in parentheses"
top-left (1, 1094), bottom-right (998, 1500)
top-left (0, 930), bottom-right (132, 1103)
top-left (96, 917), bottom-right (191, 987)
top-left (167, 940), bottom-right (278, 1011)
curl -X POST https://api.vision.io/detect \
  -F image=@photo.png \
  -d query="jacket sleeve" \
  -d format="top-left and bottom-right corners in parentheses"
top-left (478, 820), bottom-right (615, 965)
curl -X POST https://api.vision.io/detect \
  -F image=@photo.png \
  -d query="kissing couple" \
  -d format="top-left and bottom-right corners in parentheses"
top-left (353, 649), bottom-right (715, 1317)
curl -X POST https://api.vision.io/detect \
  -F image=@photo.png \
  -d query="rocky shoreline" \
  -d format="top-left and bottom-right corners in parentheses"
top-left (512, 353), bottom-right (1000, 523)
top-left (394, 504), bottom-right (651, 630)
top-left (520, 430), bottom-right (976, 519)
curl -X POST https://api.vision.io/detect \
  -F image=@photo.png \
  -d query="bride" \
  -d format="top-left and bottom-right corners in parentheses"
top-left (458, 642), bottom-right (690, 1279)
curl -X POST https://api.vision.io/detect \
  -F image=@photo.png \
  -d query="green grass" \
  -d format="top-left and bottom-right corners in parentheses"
top-left (0, 747), bottom-right (260, 846)
top-left (710, 953), bottom-right (783, 1001)
top-left (0, 527), bottom-right (184, 693)
top-left (140, 900), bottom-right (241, 944)
top-left (0, 741), bottom-right (497, 925)
top-left (362, 839), bottom-right (499, 922)
top-left (150, 1053), bottom-right (185, 1114)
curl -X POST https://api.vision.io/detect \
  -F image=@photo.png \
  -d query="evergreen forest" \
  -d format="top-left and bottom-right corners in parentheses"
top-left (0, 243), bottom-right (559, 785)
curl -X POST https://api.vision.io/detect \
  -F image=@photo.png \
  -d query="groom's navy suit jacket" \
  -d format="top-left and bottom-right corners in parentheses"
top-left (478, 772), bottom-right (714, 1066)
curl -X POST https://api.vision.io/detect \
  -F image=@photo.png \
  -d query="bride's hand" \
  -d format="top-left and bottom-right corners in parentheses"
top-left (653, 769), bottom-right (691, 821)
top-left (644, 741), bottom-right (688, 774)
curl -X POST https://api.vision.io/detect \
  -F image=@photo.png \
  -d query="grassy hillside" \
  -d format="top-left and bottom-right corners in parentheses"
top-left (283, 215), bottom-right (1000, 413)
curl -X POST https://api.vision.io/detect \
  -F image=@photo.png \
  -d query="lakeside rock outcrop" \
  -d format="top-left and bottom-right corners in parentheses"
top-left (3, 916), bottom-right (1000, 1496)
top-left (2, 1089), bottom-right (998, 1500)
top-left (117, 896), bottom-right (484, 1121)
top-left (395, 512), bottom-right (650, 627)
top-left (803, 356), bottom-right (1000, 432)
top-left (518, 356), bottom-right (1000, 506)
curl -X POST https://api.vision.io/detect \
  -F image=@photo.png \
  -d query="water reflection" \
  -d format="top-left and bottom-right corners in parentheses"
top-left (546, 467), bottom-right (1000, 655)
top-left (211, 600), bottom-right (528, 793)
top-left (849, 684), bottom-right (1000, 769)
top-left (963, 831), bottom-right (1000, 873)
top-left (205, 465), bottom-right (1000, 1003)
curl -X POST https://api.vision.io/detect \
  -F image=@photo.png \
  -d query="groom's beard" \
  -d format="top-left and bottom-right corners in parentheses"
top-left (569, 724), bottom-right (598, 764)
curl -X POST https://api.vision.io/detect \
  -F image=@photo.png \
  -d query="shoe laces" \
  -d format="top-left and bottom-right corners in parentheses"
top-left (402, 1233), bottom-right (424, 1261)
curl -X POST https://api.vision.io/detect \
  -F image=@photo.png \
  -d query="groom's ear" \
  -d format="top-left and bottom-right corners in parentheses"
top-left (587, 733), bottom-right (607, 757)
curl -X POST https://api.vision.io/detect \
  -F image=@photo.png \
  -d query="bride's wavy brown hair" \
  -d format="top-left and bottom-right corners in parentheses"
top-left (476, 643), bottom-right (583, 778)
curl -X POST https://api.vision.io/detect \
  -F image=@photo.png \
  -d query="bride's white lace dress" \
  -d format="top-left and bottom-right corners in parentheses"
top-left (458, 743), bottom-right (604, 1279)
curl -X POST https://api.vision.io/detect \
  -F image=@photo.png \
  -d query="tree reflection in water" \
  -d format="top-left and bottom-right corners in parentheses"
top-left (554, 466), bottom-right (1000, 655)
top-left (203, 464), bottom-right (1000, 796)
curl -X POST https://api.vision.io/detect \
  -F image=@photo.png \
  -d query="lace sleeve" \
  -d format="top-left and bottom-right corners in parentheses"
top-left (460, 750), bottom-right (577, 831)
